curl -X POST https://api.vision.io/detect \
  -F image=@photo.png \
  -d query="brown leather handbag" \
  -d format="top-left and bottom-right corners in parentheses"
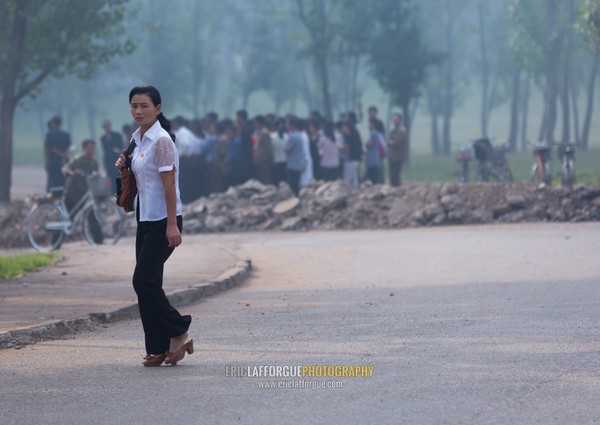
top-left (118, 168), bottom-right (137, 212)
top-left (115, 140), bottom-right (137, 213)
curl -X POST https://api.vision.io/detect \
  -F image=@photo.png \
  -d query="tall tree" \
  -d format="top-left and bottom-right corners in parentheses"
top-left (476, 1), bottom-right (514, 140)
top-left (0, 0), bottom-right (133, 204)
top-left (368, 0), bottom-right (440, 152)
top-left (580, 0), bottom-right (600, 150)
top-left (510, 0), bottom-right (575, 145)
top-left (294, 0), bottom-right (337, 119)
top-left (439, 0), bottom-right (470, 155)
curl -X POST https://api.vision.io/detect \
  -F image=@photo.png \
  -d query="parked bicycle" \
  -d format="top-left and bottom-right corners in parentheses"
top-left (26, 173), bottom-right (126, 252)
top-left (557, 142), bottom-right (576, 187)
top-left (529, 141), bottom-right (552, 185)
top-left (455, 145), bottom-right (473, 183)
top-left (472, 137), bottom-right (513, 182)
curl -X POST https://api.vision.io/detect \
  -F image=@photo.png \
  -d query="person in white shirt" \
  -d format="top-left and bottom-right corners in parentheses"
top-left (269, 118), bottom-right (287, 186)
top-left (299, 119), bottom-right (314, 188)
top-left (172, 116), bottom-right (203, 203)
top-left (115, 86), bottom-right (193, 367)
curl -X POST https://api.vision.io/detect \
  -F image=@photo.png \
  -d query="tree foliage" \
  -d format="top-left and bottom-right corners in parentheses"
top-left (581, 0), bottom-right (600, 52)
top-left (0, 0), bottom-right (134, 102)
top-left (0, 0), bottom-right (134, 203)
top-left (367, 0), bottom-right (440, 127)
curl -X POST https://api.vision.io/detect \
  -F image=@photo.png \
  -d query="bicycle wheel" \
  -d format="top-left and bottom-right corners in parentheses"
top-left (562, 159), bottom-right (575, 187)
top-left (530, 163), bottom-right (539, 182)
top-left (543, 163), bottom-right (552, 185)
top-left (499, 167), bottom-right (514, 183)
top-left (82, 198), bottom-right (125, 246)
top-left (531, 162), bottom-right (551, 184)
top-left (26, 203), bottom-right (66, 252)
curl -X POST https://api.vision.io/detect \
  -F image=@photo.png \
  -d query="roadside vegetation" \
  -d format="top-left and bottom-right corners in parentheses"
top-left (375, 149), bottom-right (600, 185)
top-left (0, 253), bottom-right (59, 281)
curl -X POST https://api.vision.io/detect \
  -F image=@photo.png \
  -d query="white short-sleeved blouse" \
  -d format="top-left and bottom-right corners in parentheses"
top-left (131, 120), bottom-right (183, 222)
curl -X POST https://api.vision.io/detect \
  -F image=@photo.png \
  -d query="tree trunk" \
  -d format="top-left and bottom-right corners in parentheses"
top-left (0, 0), bottom-right (28, 204)
top-left (543, 0), bottom-right (559, 144)
top-left (560, 63), bottom-right (570, 144)
top-left (191, 0), bottom-right (202, 118)
top-left (350, 56), bottom-right (361, 113)
top-left (427, 87), bottom-right (441, 156)
top-left (520, 75), bottom-right (531, 152)
top-left (242, 90), bottom-right (250, 110)
top-left (299, 61), bottom-right (316, 111)
top-left (560, 0), bottom-right (574, 144)
top-left (570, 74), bottom-right (580, 146)
top-left (581, 54), bottom-right (599, 151)
top-left (508, 67), bottom-right (521, 153)
top-left (85, 82), bottom-right (97, 142)
top-left (538, 90), bottom-right (548, 143)
top-left (477, 0), bottom-right (489, 138)
top-left (442, 0), bottom-right (454, 155)
top-left (402, 101), bottom-right (411, 166)
top-left (317, 54), bottom-right (333, 120)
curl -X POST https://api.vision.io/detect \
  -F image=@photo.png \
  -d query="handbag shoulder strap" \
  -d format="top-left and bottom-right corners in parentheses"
top-left (124, 138), bottom-right (137, 171)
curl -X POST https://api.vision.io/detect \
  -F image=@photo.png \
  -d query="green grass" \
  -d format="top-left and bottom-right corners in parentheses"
top-left (398, 149), bottom-right (600, 185)
top-left (0, 253), bottom-right (59, 281)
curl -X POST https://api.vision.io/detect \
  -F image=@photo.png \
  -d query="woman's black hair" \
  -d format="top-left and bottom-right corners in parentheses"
top-left (323, 121), bottom-right (335, 141)
top-left (129, 85), bottom-right (174, 141)
top-left (369, 117), bottom-right (384, 133)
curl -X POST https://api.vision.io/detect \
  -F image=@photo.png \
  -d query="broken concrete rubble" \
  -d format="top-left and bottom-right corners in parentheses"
top-left (2, 179), bottom-right (599, 248)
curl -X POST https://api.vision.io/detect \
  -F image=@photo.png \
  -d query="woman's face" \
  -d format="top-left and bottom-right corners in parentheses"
top-left (130, 94), bottom-right (161, 129)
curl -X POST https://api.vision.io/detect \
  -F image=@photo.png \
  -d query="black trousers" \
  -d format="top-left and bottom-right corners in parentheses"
top-left (320, 167), bottom-right (338, 182)
top-left (389, 160), bottom-right (403, 187)
top-left (286, 169), bottom-right (301, 196)
top-left (366, 166), bottom-right (382, 184)
top-left (133, 216), bottom-right (190, 354)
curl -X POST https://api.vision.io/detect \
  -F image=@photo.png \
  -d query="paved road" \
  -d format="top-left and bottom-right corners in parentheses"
top-left (0, 237), bottom-right (238, 333)
top-left (10, 165), bottom-right (46, 201)
top-left (1, 224), bottom-right (599, 424)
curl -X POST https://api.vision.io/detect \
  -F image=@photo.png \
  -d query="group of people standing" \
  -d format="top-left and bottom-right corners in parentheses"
top-left (157, 106), bottom-right (408, 201)
top-left (43, 106), bottom-right (409, 208)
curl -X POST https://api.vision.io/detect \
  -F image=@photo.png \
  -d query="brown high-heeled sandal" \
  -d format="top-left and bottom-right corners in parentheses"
top-left (143, 353), bottom-right (167, 367)
top-left (164, 339), bottom-right (194, 366)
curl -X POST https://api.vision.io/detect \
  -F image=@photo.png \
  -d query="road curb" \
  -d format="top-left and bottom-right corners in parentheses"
top-left (0, 258), bottom-right (252, 349)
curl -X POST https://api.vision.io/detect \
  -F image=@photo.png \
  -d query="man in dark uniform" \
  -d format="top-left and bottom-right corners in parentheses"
top-left (387, 113), bottom-right (408, 187)
top-left (236, 109), bottom-right (254, 183)
top-left (62, 139), bottom-right (103, 243)
top-left (44, 116), bottom-right (71, 194)
top-left (100, 120), bottom-right (124, 193)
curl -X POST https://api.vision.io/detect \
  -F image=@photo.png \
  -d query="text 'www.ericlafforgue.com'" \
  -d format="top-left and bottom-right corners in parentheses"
top-left (257, 379), bottom-right (344, 390)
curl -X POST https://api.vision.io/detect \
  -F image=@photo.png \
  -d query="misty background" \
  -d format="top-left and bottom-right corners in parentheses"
top-left (4, 0), bottom-right (600, 185)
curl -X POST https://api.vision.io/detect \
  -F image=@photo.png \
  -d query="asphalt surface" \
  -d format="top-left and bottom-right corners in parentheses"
top-left (0, 237), bottom-right (239, 333)
top-left (1, 224), bottom-right (599, 424)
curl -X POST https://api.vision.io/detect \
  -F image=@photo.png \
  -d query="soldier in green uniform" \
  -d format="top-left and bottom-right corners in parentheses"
top-left (387, 113), bottom-right (408, 187)
top-left (62, 139), bottom-right (103, 243)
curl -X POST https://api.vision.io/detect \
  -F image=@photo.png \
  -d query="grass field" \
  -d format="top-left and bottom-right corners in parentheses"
top-left (0, 253), bottom-right (59, 281)
top-left (10, 79), bottom-right (600, 187)
top-left (401, 149), bottom-right (600, 185)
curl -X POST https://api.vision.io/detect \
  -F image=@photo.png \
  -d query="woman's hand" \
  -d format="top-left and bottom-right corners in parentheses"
top-left (115, 153), bottom-right (127, 170)
top-left (166, 223), bottom-right (182, 248)
top-left (160, 169), bottom-right (181, 248)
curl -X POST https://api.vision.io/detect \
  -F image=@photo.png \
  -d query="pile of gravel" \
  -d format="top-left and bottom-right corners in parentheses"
top-left (180, 179), bottom-right (600, 233)
top-left (2, 180), bottom-right (599, 249)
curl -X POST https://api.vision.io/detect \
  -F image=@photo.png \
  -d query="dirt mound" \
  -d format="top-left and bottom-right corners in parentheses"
top-left (0, 200), bottom-right (32, 249)
top-left (181, 179), bottom-right (600, 233)
top-left (2, 180), bottom-right (599, 249)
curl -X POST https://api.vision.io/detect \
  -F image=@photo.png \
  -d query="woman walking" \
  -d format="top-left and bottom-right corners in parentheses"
top-left (116, 86), bottom-right (193, 367)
